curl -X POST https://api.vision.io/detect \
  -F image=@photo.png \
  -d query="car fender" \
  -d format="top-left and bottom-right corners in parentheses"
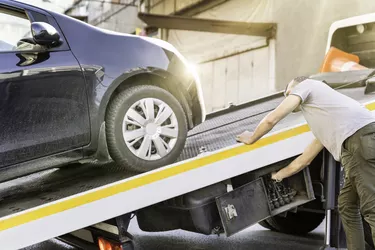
top-left (97, 66), bottom-right (193, 132)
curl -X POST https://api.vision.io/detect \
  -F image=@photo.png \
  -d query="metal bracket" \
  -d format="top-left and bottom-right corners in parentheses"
top-left (321, 150), bottom-right (346, 249)
top-left (115, 214), bottom-right (134, 244)
top-left (138, 12), bottom-right (277, 38)
top-left (312, 181), bottom-right (325, 202)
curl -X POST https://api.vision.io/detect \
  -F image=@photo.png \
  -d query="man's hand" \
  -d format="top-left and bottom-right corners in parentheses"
top-left (271, 172), bottom-right (282, 182)
top-left (236, 131), bottom-right (254, 144)
top-left (270, 138), bottom-right (324, 181)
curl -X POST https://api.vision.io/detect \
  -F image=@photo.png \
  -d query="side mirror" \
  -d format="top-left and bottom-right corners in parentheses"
top-left (31, 22), bottom-right (60, 47)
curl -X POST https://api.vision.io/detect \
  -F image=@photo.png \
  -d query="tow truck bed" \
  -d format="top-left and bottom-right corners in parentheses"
top-left (1, 87), bottom-right (374, 250)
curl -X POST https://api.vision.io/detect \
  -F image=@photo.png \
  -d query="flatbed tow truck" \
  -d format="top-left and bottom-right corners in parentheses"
top-left (2, 12), bottom-right (375, 250)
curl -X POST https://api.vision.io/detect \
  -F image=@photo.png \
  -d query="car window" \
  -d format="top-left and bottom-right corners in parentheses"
top-left (0, 8), bottom-right (42, 52)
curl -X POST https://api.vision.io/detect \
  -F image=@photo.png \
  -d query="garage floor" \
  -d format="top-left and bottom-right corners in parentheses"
top-left (24, 219), bottom-right (326, 250)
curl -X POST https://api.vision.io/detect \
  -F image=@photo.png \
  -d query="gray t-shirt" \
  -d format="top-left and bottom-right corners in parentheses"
top-left (290, 79), bottom-right (375, 161)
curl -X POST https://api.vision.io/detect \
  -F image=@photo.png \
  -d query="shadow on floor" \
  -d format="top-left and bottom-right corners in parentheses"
top-left (131, 224), bottom-right (325, 250)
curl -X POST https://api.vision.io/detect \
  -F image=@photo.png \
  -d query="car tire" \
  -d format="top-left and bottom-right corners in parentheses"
top-left (106, 85), bottom-right (188, 173)
top-left (265, 211), bottom-right (325, 235)
top-left (122, 241), bottom-right (135, 250)
top-left (258, 219), bottom-right (277, 231)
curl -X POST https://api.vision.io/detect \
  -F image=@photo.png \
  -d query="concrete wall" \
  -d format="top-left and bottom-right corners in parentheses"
top-left (63, 0), bottom-right (144, 34)
top-left (199, 44), bottom-right (275, 112)
top-left (95, 5), bottom-right (144, 34)
top-left (85, 1), bottom-right (144, 34)
top-left (148, 0), bottom-right (201, 14)
top-left (87, 1), bottom-right (113, 23)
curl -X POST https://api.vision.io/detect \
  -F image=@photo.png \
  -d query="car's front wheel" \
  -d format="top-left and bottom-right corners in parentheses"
top-left (106, 85), bottom-right (188, 172)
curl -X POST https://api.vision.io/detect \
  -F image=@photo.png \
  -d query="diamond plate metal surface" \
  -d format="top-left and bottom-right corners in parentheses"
top-left (188, 96), bottom-right (283, 136)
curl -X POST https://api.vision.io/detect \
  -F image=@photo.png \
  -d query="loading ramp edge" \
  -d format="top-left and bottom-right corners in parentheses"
top-left (0, 96), bottom-right (374, 249)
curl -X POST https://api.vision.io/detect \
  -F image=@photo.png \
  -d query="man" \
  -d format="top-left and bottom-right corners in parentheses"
top-left (236, 76), bottom-right (375, 250)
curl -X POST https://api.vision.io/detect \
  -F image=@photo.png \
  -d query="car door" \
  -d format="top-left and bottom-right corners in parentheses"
top-left (0, 5), bottom-right (90, 167)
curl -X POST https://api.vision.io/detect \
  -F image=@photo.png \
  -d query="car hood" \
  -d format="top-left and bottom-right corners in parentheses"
top-left (97, 27), bottom-right (186, 61)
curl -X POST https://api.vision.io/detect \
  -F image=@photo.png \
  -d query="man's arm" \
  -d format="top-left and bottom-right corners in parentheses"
top-left (272, 138), bottom-right (324, 181)
top-left (236, 95), bottom-right (302, 144)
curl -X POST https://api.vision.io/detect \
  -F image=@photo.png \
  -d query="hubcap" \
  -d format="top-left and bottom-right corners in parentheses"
top-left (122, 98), bottom-right (179, 161)
top-left (145, 123), bottom-right (159, 136)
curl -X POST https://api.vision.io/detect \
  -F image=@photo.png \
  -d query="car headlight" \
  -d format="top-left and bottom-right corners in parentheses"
top-left (184, 62), bottom-right (206, 122)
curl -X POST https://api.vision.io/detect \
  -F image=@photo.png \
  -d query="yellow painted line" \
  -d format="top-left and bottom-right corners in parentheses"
top-left (1, 100), bottom-right (375, 232)
top-left (366, 102), bottom-right (375, 110)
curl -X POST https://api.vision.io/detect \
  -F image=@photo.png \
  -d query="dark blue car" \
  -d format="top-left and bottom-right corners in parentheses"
top-left (0, 0), bottom-right (206, 181)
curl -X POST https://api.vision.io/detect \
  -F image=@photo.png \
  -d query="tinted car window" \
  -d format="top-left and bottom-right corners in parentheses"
top-left (30, 11), bottom-right (49, 23)
top-left (0, 8), bottom-right (42, 52)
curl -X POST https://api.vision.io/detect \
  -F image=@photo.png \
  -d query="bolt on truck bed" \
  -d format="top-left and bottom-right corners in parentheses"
top-left (1, 83), bottom-right (375, 249)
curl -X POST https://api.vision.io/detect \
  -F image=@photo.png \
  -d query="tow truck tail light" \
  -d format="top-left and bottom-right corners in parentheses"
top-left (98, 237), bottom-right (122, 250)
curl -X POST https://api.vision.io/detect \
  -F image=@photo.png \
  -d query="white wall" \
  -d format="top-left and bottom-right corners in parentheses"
top-left (199, 43), bottom-right (275, 112)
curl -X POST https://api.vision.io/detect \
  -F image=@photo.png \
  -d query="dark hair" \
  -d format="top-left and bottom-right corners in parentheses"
top-left (284, 76), bottom-right (309, 96)
top-left (293, 76), bottom-right (309, 84)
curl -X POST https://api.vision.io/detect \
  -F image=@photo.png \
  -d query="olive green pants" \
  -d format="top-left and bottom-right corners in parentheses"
top-left (339, 122), bottom-right (375, 250)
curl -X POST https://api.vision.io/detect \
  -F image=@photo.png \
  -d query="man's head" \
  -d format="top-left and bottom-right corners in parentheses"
top-left (284, 76), bottom-right (309, 97)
